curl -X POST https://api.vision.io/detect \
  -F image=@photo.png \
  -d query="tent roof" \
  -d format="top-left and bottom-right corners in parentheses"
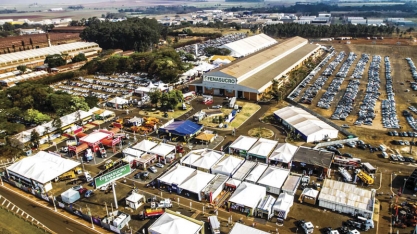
top-left (229, 223), bottom-right (269, 234)
top-left (229, 182), bottom-right (266, 209)
top-left (226, 178), bottom-right (242, 187)
top-left (301, 188), bottom-right (319, 198)
top-left (230, 135), bottom-right (258, 151)
top-left (220, 33), bottom-right (277, 58)
top-left (195, 132), bottom-right (215, 141)
top-left (123, 148), bottom-right (144, 158)
top-left (179, 171), bottom-right (215, 194)
top-left (61, 188), bottom-right (79, 198)
top-left (149, 212), bottom-right (202, 234)
top-left (108, 97), bottom-right (128, 105)
top-left (8, 151), bottom-right (80, 184)
top-left (80, 131), bottom-right (110, 144)
top-left (273, 193), bottom-right (294, 212)
top-left (233, 160), bottom-right (257, 181)
top-left (248, 138), bottom-right (278, 157)
top-left (126, 193), bottom-right (144, 203)
top-left (211, 155), bottom-right (244, 175)
top-left (191, 149), bottom-right (224, 170)
top-left (257, 167), bottom-right (290, 189)
top-left (132, 139), bottom-right (157, 152)
top-left (158, 164), bottom-right (196, 185)
top-left (257, 195), bottom-right (276, 211)
top-left (269, 143), bottom-right (298, 163)
top-left (244, 163), bottom-right (269, 183)
top-left (159, 120), bottom-right (203, 136)
top-left (149, 143), bottom-right (176, 156)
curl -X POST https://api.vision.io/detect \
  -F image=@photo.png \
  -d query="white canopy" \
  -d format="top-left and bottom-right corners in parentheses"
top-left (179, 171), bottom-right (215, 194)
top-left (80, 131), bottom-right (109, 144)
top-left (108, 97), bottom-right (128, 105)
top-left (226, 178), bottom-right (242, 188)
top-left (257, 167), bottom-right (290, 189)
top-left (273, 193), bottom-right (294, 213)
top-left (149, 143), bottom-right (176, 157)
top-left (248, 138), bottom-right (278, 157)
top-left (230, 135), bottom-right (258, 151)
top-left (182, 153), bottom-right (202, 165)
top-left (123, 148), bottom-right (144, 158)
top-left (244, 163), bottom-right (268, 183)
top-left (128, 117), bottom-right (142, 123)
top-left (126, 193), bottom-right (145, 203)
top-left (229, 182), bottom-right (266, 209)
top-left (211, 155), bottom-right (244, 176)
top-left (269, 143), bottom-right (298, 163)
top-left (7, 151), bottom-right (80, 184)
top-left (229, 223), bottom-right (269, 234)
top-left (132, 139), bottom-right (157, 152)
top-left (182, 149), bottom-right (225, 170)
top-left (301, 188), bottom-right (319, 198)
top-left (158, 164), bottom-right (196, 185)
top-left (149, 212), bottom-right (203, 234)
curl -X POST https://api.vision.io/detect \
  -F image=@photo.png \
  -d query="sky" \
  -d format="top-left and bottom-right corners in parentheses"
top-left (1, 0), bottom-right (115, 5)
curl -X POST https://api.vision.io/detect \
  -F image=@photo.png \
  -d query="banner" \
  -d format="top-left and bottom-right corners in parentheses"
top-left (94, 164), bottom-right (131, 188)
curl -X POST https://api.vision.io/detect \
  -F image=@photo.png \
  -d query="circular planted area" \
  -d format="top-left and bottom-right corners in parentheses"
top-left (248, 128), bottom-right (274, 138)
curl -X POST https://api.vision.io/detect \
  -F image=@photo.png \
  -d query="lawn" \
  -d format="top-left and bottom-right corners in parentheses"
top-left (200, 101), bottom-right (260, 130)
top-left (0, 208), bottom-right (46, 234)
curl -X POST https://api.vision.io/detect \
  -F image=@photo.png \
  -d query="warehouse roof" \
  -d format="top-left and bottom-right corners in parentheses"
top-left (219, 33), bottom-right (277, 58)
top-left (0, 42), bottom-right (99, 65)
top-left (293, 146), bottom-right (334, 169)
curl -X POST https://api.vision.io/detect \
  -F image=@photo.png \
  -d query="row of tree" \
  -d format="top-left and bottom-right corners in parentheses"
top-left (148, 89), bottom-right (184, 110)
top-left (80, 18), bottom-right (161, 51)
top-left (82, 48), bottom-right (190, 83)
top-left (264, 23), bottom-right (395, 38)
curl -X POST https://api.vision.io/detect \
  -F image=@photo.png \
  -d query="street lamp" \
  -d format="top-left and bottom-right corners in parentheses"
top-left (52, 195), bottom-right (57, 212)
top-left (403, 178), bottom-right (408, 194)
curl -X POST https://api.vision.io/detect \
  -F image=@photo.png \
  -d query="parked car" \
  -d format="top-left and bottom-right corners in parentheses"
top-left (85, 190), bottom-right (94, 198)
top-left (149, 166), bottom-right (157, 173)
top-left (155, 163), bottom-right (164, 168)
top-left (134, 172), bottom-right (142, 179)
top-left (78, 188), bottom-right (88, 194)
top-left (71, 185), bottom-right (83, 191)
top-left (342, 153), bottom-right (353, 158)
top-left (212, 105), bottom-right (222, 109)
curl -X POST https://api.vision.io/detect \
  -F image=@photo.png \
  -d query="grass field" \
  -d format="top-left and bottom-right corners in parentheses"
top-left (0, 208), bottom-right (46, 234)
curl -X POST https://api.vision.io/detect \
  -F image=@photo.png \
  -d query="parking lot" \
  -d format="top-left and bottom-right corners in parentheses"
top-left (175, 33), bottom-right (247, 55)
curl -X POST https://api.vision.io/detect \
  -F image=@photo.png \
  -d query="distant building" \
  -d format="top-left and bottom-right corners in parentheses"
top-left (49, 8), bottom-right (63, 11)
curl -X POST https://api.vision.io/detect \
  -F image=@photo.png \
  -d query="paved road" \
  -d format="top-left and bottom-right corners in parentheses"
top-left (0, 186), bottom-right (99, 234)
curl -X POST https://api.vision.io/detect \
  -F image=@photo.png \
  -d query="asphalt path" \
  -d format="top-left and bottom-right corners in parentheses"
top-left (0, 186), bottom-right (99, 234)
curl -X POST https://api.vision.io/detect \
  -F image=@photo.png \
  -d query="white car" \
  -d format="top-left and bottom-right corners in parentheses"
top-left (100, 184), bottom-right (109, 191)
top-left (149, 166), bottom-right (158, 173)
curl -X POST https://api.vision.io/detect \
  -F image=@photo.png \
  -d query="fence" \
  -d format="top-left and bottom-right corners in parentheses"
top-left (0, 195), bottom-right (55, 233)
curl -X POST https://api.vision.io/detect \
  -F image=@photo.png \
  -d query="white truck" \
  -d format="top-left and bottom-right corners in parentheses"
top-left (158, 199), bottom-right (172, 208)
top-left (338, 167), bottom-right (352, 182)
top-left (299, 220), bottom-right (314, 234)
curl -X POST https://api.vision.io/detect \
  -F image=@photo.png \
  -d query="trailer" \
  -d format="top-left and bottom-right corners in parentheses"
top-left (338, 167), bottom-right (353, 182)
top-left (229, 97), bottom-right (237, 108)
top-left (333, 156), bottom-right (361, 168)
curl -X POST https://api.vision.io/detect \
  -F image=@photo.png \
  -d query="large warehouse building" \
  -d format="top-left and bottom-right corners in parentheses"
top-left (0, 42), bottom-right (101, 74)
top-left (274, 106), bottom-right (338, 142)
top-left (219, 33), bottom-right (277, 58)
top-left (189, 36), bottom-right (321, 101)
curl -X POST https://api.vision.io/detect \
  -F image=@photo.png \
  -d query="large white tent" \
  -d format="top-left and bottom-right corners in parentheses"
top-left (273, 192), bottom-right (294, 220)
top-left (7, 151), bottom-right (80, 192)
top-left (229, 223), bottom-right (269, 234)
top-left (179, 171), bottom-right (215, 201)
top-left (108, 97), bottom-right (128, 105)
top-left (274, 106), bottom-right (338, 142)
top-left (247, 138), bottom-right (278, 162)
top-left (158, 164), bottom-right (196, 190)
top-left (257, 167), bottom-right (290, 195)
top-left (318, 179), bottom-right (375, 219)
top-left (233, 160), bottom-right (257, 181)
top-left (148, 210), bottom-right (204, 234)
top-left (255, 195), bottom-right (276, 219)
top-left (149, 143), bottom-right (176, 157)
top-left (269, 143), bottom-right (298, 164)
top-left (244, 163), bottom-right (268, 184)
top-left (132, 139), bottom-right (157, 152)
top-left (228, 182), bottom-right (266, 216)
top-left (211, 155), bottom-right (244, 177)
top-left (123, 148), bottom-right (144, 158)
top-left (219, 33), bottom-right (277, 57)
top-left (229, 135), bottom-right (258, 158)
top-left (181, 149), bottom-right (225, 172)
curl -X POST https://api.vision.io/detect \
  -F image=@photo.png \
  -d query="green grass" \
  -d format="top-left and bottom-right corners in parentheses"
top-left (0, 208), bottom-right (47, 234)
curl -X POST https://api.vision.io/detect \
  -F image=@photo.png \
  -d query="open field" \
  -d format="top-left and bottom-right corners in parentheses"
top-left (0, 207), bottom-right (46, 234)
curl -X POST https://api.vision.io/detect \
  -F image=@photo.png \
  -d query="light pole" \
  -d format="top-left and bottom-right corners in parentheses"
top-left (403, 178), bottom-right (407, 194)
top-left (52, 195), bottom-right (57, 212)
top-left (86, 205), bottom-right (95, 229)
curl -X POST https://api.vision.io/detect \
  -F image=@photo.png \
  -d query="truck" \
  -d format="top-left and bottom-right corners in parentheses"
top-left (140, 206), bottom-right (164, 219)
top-left (98, 146), bottom-right (107, 158)
top-left (345, 216), bottom-right (374, 231)
top-left (297, 220), bottom-right (314, 234)
top-left (229, 97), bottom-right (236, 108)
top-left (83, 148), bottom-right (93, 162)
top-left (193, 111), bottom-right (206, 122)
top-left (355, 169), bottom-right (374, 185)
top-left (338, 167), bottom-right (353, 182)
top-left (55, 167), bottom-right (82, 181)
top-left (104, 160), bottom-right (114, 170)
top-left (158, 199), bottom-right (172, 208)
top-left (333, 156), bottom-right (362, 168)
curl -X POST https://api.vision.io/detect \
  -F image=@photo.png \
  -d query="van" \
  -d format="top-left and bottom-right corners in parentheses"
top-left (379, 144), bottom-right (387, 152)
top-left (208, 216), bottom-right (220, 234)
top-left (381, 152), bottom-right (388, 159)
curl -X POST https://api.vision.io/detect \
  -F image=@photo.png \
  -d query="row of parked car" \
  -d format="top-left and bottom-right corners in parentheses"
top-left (403, 110), bottom-right (417, 131)
top-left (331, 79), bottom-right (360, 120)
top-left (406, 58), bottom-right (417, 81)
top-left (382, 56), bottom-right (400, 129)
top-left (409, 106), bottom-right (417, 114)
top-left (317, 52), bottom-right (357, 109)
top-left (288, 49), bottom-right (335, 100)
top-left (392, 140), bottom-right (417, 146)
top-left (388, 130), bottom-right (417, 137)
top-left (299, 76), bottom-right (329, 104)
top-left (352, 54), bottom-right (370, 79)
top-left (354, 55), bottom-right (381, 126)
top-left (390, 154), bottom-right (415, 163)
top-left (322, 51), bottom-right (346, 76)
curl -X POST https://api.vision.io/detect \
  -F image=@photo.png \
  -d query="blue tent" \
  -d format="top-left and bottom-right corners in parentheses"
top-left (159, 120), bottom-right (203, 137)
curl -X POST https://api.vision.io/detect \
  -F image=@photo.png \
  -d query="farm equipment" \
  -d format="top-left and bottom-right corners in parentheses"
top-left (54, 167), bottom-right (82, 181)
top-left (343, 216), bottom-right (374, 231)
top-left (355, 169), bottom-right (374, 185)
top-left (104, 160), bottom-right (114, 170)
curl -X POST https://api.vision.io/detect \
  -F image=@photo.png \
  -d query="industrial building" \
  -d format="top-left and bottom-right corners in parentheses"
top-left (189, 37), bottom-right (321, 101)
top-left (0, 41), bottom-right (101, 74)
top-left (273, 106), bottom-right (339, 142)
top-left (219, 33), bottom-right (277, 58)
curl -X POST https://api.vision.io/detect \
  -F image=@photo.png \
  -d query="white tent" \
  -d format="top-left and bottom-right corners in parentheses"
top-left (181, 152), bottom-right (202, 166)
top-left (149, 143), bottom-right (176, 157)
top-left (179, 171), bottom-right (215, 201)
top-left (148, 211), bottom-right (203, 234)
top-left (125, 193), bottom-right (145, 210)
top-left (181, 149), bottom-right (224, 172)
top-left (229, 223), bottom-right (269, 234)
top-left (7, 151), bottom-right (80, 185)
top-left (80, 131), bottom-right (109, 144)
top-left (132, 140), bottom-right (157, 152)
top-left (226, 178), bottom-right (242, 188)
top-left (123, 148), bottom-right (144, 158)
top-left (255, 195), bottom-right (276, 219)
top-left (211, 155), bottom-right (244, 177)
top-left (257, 167), bottom-right (290, 195)
top-left (61, 188), bottom-right (80, 204)
top-left (108, 97), bottom-right (128, 105)
top-left (229, 135), bottom-right (258, 152)
top-left (269, 143), bottom-right (298, 164)
top-left (248, 138), bottom-right (278, 161)
top-left (228, 182), bottom-right (266, 216)
top-left (135, 86), bottom-right (150, 95)
top-left (300, 188), bottom-right (319, 205)
top-left (244, 163), bottom-right (268, 184)
top-left (220, 33), bottom-right (277, 58)
top-left (158, 164), bottom-right (196, 187)
top-left (273, 193), bottom-right (294, 220)
top-left (233, 160), bottom-right (257, 181)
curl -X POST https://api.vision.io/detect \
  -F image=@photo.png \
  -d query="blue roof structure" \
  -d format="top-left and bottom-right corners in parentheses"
top-left (160, 120), bottom-right (203, 137)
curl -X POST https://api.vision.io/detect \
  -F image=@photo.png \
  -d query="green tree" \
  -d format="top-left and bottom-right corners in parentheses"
top-left (52, 117), bottom-right (63, 135)
top-left (84, 95), bottom-right (99, 108)
top-left (0, 122), bottom-right (25, 135)
top-left (44, 126), bottom-right (51, 144)
top-left (69, 96), bottom-right (90, 112)
top-left (3, 22), bottom-right (14, 31)
top-left (160, 92), bottom-right (169, 107)
top-left (30, 129), bottom-right (40, 148)
top-left (72, 53), bottom-right (87, 63)
top-left (16, 65), bottom-right (27, 73)
top-left (44, 54), bottom-right (66, 68)
top-left (24, 109), bottom-right (51, 124)
top-left (148, 89), bottom-right (162, 107)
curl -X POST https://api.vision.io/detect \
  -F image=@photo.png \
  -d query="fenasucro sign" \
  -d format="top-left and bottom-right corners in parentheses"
top-left (203, 76), bottom-right (237, 84)
top-left (94, 164), bottom-right (131, 188)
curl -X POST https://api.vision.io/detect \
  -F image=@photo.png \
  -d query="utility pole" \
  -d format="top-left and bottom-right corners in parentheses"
top-left (410, 135), bottom-right (415, 154)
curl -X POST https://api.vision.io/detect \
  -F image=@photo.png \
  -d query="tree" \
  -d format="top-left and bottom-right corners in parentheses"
top-left (30, 130), bottom-right (40, 148)
top-left (16, 65), bottom-right (27, 73)
top-left (24, 109), bottom-right (51, 124)
top-left (44, 126), bottom-right (51, 144)
top-left (84, 95), bottom-right (99, 108)
top-left (3, 22), bottom-right (14, 31)
top-left (160, 92), bottom-right (169, 108)
top-left (148, 89), bottom-right (162, 107)
top-left (72, 53), bottom-right (87, 63)
top-left (52, 117), bottom-right (63, 135)
top-left (69, 96), bottom-right (90, 112)
top-left (44, 54), bottom-right (66, 68)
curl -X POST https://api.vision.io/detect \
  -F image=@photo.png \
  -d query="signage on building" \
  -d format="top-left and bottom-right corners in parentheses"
top-left (203, 76), bottom-right (237, 84)
top-left (94, 164), bottom-right (131, 188)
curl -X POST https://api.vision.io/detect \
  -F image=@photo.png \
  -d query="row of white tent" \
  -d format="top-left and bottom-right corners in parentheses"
top-left (0, 70), bottom-right (48, 86)
top-left (122, 139), bottom-right (177, 164)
